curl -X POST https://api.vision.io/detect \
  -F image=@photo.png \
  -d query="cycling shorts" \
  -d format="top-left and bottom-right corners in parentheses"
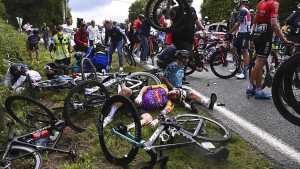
top-left (253, 33), bottom-right (273, 58)
top-left (233, 33), bottom-right (250, 50)
top-left (29, 43), bottom-right (39, 51)
top-left (129, 94), bottom-right (147, 116)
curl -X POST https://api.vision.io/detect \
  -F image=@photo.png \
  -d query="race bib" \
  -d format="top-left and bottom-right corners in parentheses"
top-left (254, 24), bottom-right (269, 33)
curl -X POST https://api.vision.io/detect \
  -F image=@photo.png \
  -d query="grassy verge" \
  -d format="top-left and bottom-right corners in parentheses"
top-left (0, 47), bottom-right (280, 169)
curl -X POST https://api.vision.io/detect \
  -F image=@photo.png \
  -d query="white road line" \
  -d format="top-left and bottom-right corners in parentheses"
top-left (183, 86), bottom-right (300, 164)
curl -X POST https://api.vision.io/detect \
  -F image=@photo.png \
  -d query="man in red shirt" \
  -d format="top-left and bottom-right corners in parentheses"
top-left (247, 0), bottom-right (288, 99)
top-left (75, 20), bottom-right (89, 53)
top-left (132, 14), bottom-right (144, 58)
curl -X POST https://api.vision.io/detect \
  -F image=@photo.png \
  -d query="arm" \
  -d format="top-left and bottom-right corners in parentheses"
top-left (137, 86), bottom-right (151, 97)
top-left (4, 69), bottom-right (12, 87)
top-left (161, 76), bottom-right (174, 90)
top-left (271, 18), bottom-right (287, 43)
top-left (11, 75), bottom-right (26, 89)
top-left (104, 29), bottom-right (108, 46)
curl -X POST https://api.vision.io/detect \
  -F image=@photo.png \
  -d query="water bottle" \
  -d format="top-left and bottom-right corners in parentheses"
top-left (32, 130), bottom-right (51, 146)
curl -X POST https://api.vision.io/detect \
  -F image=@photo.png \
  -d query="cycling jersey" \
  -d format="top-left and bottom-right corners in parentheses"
top-left (133, 19), bottom-right (142, 34)
top-left (163, 62), bottom-right (184, 88)
top-left (238, 7), bottom-right (251, 33)
top-left (142, 84), bottom-right (174, 113)
top-left (256, 0), bottom-right (279, 24)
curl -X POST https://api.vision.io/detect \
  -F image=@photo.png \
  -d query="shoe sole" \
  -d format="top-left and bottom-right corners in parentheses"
top-left (255, 95), bottom-right (272, 99)
top-left (246, 90), bottom-right (255, 95)
top-left (209, 93), bottom-right (217, 110)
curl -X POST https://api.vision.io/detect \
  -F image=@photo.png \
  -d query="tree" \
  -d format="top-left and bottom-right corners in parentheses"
top-left (2, 0), bottom-right (71, 28)
top-left (128, 0), bottom-right (147, 22)
top-left (0, 96), bottom-right (5, 132)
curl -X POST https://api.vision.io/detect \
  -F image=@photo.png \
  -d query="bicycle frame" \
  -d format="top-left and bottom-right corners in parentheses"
top-left (111, 114), bottom-right (228, 167)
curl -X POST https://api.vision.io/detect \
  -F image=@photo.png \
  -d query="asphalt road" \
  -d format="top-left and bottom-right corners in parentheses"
top-left (137, 57), bottom-right (300, 169)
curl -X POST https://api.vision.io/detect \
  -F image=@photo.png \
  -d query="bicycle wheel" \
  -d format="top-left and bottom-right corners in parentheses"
top-left (283, 54), bottom-right (300, 114)
top-left (63, 80), bottom-right (110, 132)
top-left (5, 96), bottom-right (57, 130)
top-left (126, 72), bottom-right (161, 93)
top-left (123, 45), bottom-right (133, 66)
top-left (210, 49), bottom-right (241, 79)
top-left (81, 58), bottom-right (98, 81)
top-left (98, 95), bottom-right (141, 166)
top-left (34, 80), bottom-right (69, 89)
top-left (174, 114), bottom-right (231, 142)
top-left (272, 56), bottom-right (300, 126)
top-left (0, 145), bottom-right (42, 169)
top-left (184, 64), bottom-right (196, 77)
top-left (146, 0), bottom-right (188, 33)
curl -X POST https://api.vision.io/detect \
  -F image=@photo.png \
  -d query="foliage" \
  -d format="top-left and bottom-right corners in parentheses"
top-left (2, 0), bottom-right (71, 29)
top-left (128, 0), bottom-right (148, 23)
top-left (200, 0), bottom-right (300, 24)
top-left (0, 0), bottom-right (6, 18)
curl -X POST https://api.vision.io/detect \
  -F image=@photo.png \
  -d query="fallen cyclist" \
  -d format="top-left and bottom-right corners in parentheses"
top-left (162, 50), bottom-right (217, 113)
top-left (104, 83), bottom-right (215, 129)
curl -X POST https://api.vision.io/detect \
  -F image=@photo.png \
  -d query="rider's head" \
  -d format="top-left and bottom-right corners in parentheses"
top-left (168, 88), bottom-right (187, 102)
top-left (175, 50), bottom-right (190, 64)
top-left (104, 20), bottom-right (112, 30)
top-left (138, 14), bottom-right (145, 20)
top-left (32, 29), bottom-right (39, 35)
top-left (235, 0), bottom-right (250, 7)
top-left (56, 25), bottom-right (63, 36)
top-left (74, 51), bottom-right (83, 60)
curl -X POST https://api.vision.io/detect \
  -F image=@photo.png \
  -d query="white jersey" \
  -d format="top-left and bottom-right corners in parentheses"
top-left (238, 7), bottom-right (251, 33)
top-left (87, 25), bottom-right (100, 40)
top-left (62, 24), bottom-right (75, 46)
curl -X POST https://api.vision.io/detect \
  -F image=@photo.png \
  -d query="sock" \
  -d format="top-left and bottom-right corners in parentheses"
top-left (248, 82), bottom-right (254, 90)
top-left (200, 98), bottom-right (209, 107)
top-left (256, 86), bottom-right (262, 94)
top-left (184, 103), bottom-right (191, 110)
top-left (243, 65), bottom-right (249, 76)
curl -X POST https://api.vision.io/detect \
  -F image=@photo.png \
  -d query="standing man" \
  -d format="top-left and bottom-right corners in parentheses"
top-left (247, 0), bottom-right (288, 99)
top-left (226, 0), bottom-right (251, 79)
top-left (41, 23), bottom-right (50, 49)
top-left (87, 20), bottom-right (100, 46)
top-left (74, 20), bottom-right (89, 53)
top-left (132, 14), bottom-right (144, 57)
top-left (136, 16), bottom-right (151, 64)
top-left (104, 20), bottom-right (127, 71)
top-left (62, 17), bottom-right (75, 47)
top-left (171, 0), bottom-right (207, 84)
top-left (49, 25), bottom-right (72, 66)
top-left (27, 29), bottom-right (40, 62)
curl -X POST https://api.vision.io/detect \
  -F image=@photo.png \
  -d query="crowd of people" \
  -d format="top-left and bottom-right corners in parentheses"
top-left (4, 0), bottom-right (300, 128)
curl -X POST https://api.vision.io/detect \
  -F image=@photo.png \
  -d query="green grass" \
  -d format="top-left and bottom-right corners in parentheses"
top-left (0, 42), bottom-right (280, 168)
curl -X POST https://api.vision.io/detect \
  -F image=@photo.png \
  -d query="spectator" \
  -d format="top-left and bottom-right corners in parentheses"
top-left (104, 20), bottom-right (127, 71)
top-left (49, 25), bottom-right (72, 66)
top-left (132, 14), bottom-right (144, 57)
top-left (87, 20), bottom-right (100, 46)
top-left (27, 29), bottom-right (41, 62)
top-left (74, 20), bottom-right (89, 52)
top-left (62, 17), bottom-right (76, 47)
top-left (136, 16), bottom-right (151, 64)
top-left (41, 23), bottom-right (50, 49)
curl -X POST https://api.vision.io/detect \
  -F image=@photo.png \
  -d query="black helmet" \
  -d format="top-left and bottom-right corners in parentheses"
top-left (74, 51), bottom-right (83, 60)
top-left (175, 50), bottom-right (190, 60)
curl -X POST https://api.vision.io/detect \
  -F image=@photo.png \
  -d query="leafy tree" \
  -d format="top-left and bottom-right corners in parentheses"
top-left (128, 0), bottom-right (147, 22)
top-left (0, 0), bottom-right (6, 18)
top-left (200, 0), bottom-right (299, 24)
top-left (2, 0), bottom-right (71, 28)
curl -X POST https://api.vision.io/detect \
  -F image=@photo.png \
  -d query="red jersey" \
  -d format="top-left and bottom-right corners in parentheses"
top-left (133, 19), bottom-right (142, 31)
top-left (160, 15), bottom-right (165, 26)
top-left (255, 0), bottom-right (279, 24)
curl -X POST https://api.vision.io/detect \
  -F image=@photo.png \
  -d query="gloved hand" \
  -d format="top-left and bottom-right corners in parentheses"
top-left (148, 120), bottom-right (158, 127)
top-left (134, 95), bottom-right (143, 106)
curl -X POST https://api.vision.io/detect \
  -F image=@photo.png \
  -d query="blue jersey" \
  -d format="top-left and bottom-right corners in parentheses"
top-left (28, 34), bottom-right (40, 44)
top-left (163, 62), bottom-right (184, 88)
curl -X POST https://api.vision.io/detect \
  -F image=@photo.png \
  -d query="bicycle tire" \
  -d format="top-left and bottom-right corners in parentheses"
top-left (63, 80), bottom-right (110, 132)
top-left (81, 58), bottom-right (98, 81)
top-left (174, 114), bottom-right (231, 142)
top-left (34, 80), bottom-right (69, 89)
top-left (123, 45), bottom-right (133, 66)
top-left (5, 95), bottom-right (57, 130)
top-left (98, 95), bottom-right (141, 166)
top-left (210, 49), bottom-right (241, 79)
top-left (184, 64), bottom-right (196, 76)
top-left (272, 55), bottom-right (300, 126)
top-left (146, 0), bottom-right (187, 33)
top-left (283, 54), bottom-right (300, 114)
top-left (126, 72), bottom-right (161, 92)
top-left (0, 145), bottom-right (42, 169)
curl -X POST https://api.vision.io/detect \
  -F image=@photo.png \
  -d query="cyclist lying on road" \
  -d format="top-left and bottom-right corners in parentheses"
top-left (162, 50), bottom-right (217, 112)
top-left (104, 84), bottom-right (192, 128)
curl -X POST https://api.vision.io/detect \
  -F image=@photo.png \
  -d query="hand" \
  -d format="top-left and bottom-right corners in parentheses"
top-left (148, 120), bottom-right (158, 127)
top-left (196, 66), bottom-right (203, 72)
top-left (134, 95), bottom-right (143, 106)
top-left (84, 43), bottom-right (88, 47)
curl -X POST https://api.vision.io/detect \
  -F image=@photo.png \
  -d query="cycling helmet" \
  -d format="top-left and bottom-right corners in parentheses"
top-left (175, 50), bottom-right (190, 60)
top-left (74, 51), bottom-right (83, 60)
top-left (138, 14), bottom-right (145, 19)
